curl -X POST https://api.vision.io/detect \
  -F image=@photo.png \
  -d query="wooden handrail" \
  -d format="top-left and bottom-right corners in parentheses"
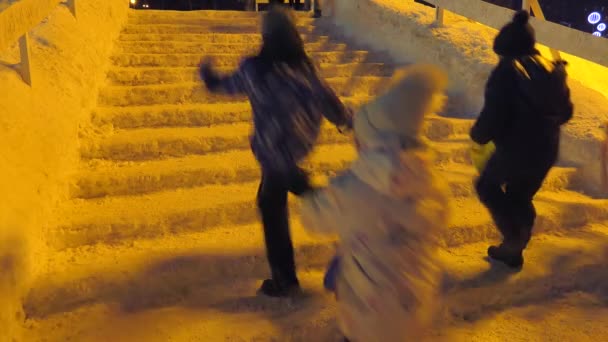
top-left (0, 0), bottom-right (78, 86)
top-left (425, 0), bottom-right (608, 67)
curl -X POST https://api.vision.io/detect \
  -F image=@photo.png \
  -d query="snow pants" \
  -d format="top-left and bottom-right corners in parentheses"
top-left (475, 151), bottom-right (552, 250)
top-left (257, 167), bottom-right (309, 285)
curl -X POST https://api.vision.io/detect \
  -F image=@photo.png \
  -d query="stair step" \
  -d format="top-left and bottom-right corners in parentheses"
top-left (27, 218), bottom-right (608, 324)
top-left (74, 140), bottom-right (577, 199)
top-left (121, 23), bottom-right (324, 35)
top-left (97, 76), bottom-right (388, 106)
top-left (118, 32), bottom-right (328, 43)
top-left (127, 12), bottom-right (316, 25)
top-left (106, 63), bottom-right (396, 86)
top-left (81, 120), bottom-right (351, 161)
top-left (92, 97), bottom-right (370, 129)
top-left (27, 221), bottom-right (335, 319)
top-left (81, 119), bottom-right (472, 161)
top-left (52, 177), bottom-right (608, 251)
top-left (110, 51), bottom-right (376, 68)
top-left (93, 102), bottom-right (253, 129)
top-left (128, 9), bottom-right (311, 20)
top-left (74, 144), bottom-right (356, 198)
top-left (115, 40), bottom-right (348, 55)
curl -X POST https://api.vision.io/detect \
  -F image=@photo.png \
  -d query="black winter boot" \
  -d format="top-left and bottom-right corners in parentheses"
top-left (488, 229), bottom-right (531, 268)
top-left (487, 244), bottom-right (524, 269)
top-left (258, 278), bottom-right (301, 297)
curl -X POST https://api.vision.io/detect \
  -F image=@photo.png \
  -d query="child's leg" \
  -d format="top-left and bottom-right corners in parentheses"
top-left (257, 171), bottom-right (299, 296)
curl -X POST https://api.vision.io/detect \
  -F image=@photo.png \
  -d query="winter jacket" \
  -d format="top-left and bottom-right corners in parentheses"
top-left (470, 53), bottom-right (573, 169)
top-left (201, 56), bottom-right (352, 173)
top-left (300, 146), bottom-right (449, 342)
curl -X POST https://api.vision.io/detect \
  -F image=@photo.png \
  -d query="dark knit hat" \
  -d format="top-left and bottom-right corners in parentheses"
top-left (493, 10), bottom-right (536, 57)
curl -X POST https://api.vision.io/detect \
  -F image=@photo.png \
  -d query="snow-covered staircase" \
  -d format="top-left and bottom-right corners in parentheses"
top-left (23, 10), bottom-right (608, 341)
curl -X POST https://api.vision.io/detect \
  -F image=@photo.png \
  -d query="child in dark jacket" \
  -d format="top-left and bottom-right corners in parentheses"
top-left (200, 5), bottom-right (352, 297)
top-left (471, 10), bottom-right (573, 268)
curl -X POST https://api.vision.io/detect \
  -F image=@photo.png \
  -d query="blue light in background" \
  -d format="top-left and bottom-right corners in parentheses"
top-left (588, 12), bottom-right (602, 25)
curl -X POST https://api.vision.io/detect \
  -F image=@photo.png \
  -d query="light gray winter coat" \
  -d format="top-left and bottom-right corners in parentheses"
top-left (300, 64), bottom-right (450, 342)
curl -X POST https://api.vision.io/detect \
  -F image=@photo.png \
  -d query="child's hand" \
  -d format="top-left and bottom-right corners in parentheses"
top-left (337, 107), bottom-right (354, 134)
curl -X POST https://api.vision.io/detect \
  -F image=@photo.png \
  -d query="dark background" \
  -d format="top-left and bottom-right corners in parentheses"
top-left (416, 0), bottom-right (607, 36)
top-left (133, 0), bottom-right (608, 37)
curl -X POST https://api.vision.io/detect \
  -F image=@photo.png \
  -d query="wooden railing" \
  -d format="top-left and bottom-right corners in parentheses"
top-left (426, 0), bottom-right (608, 67)
top-left (0, 0), bottom-right (78, 86)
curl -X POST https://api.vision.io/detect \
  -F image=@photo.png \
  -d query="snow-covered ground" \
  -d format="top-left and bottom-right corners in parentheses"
top-left (0, 0), bottom-right (128, 339)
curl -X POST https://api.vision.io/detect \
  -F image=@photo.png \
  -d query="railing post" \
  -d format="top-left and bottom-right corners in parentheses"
top-left (522, 0), bottom-right (530, 11)
top-left (528, 0), bottom-right (562, 60)
top-left (67, 0), bottom-right (77, 18)
top-left (19, 33), bottom-right (33, 86)
top-left (255, 0), bottom-right (259, 12)
top-left (435, 7), bottom-right (444, 26)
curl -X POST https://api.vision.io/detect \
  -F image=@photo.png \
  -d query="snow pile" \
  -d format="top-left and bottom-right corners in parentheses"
top-left (0, 1), bottom-right (128, 339)
top-left (331, 0), bottom-right (608, 195)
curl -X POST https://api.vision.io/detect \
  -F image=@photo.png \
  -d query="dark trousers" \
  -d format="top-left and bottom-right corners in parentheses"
top-left (475, 152), bottom-right (551, 249)
top-left (257, 168), bottom-right (308, 285)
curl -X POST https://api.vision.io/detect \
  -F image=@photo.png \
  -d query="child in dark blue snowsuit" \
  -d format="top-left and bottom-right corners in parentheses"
top-left (200, 6), bottom-right (352, 297)
top-left (471, 11), bottom-right (573, 268)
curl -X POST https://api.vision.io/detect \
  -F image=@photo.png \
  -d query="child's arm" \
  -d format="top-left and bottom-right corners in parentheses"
top-left (199, 57), bottom-right (248, 95)
top-left (312, 75), bottom-right (353, 132)
top-left (470, 62), bottom-right (511, 145)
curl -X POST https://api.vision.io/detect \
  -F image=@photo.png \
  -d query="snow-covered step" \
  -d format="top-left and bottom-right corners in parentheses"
top-left (126, 15), bottom-right (316, 25)
top-left (74, 144), bottom-right (356, 198)
top-left (80, 120), bottom-right (474, 162)
top-left (25, 269), bottom-right (338, 341)
top-left (436, 165), bottom-right (578, 198)
top-left (51, 180), bottom-right (608, 251)
top-left (92, 96), bottom-right (369, 129)
top-left (26, 219), bottom-right (608, 330)
top-left (118, 32), bottom-right (328, 43)
top-left (128, 9), bottom-right (311, 20)
top-left (28, 222), bottom-right (336, 319)
top-left (115, 40), bottom-right (348, 55)
top-left (97, 77), bottom-right (389, 106)
top-left (110, 51), bottom-right (377, 68)
top-left (121, 23), bottom-right (325, 35)
top-left (80, 122), bottom-right (351, 161)
top-left (93, 102), bottom-right (252, 129)
top-left (106, 63), bottom-right (395, 86)
top-left (74, 142), bottom-right (577, 200)
top-left (127, 13), bottom-right (316, 25)
top-left (92, 99), bottom-right (467, 132)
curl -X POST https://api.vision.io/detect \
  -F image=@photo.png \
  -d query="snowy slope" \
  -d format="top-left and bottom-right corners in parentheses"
top-left (330, 0), bottom-right (608, 197)
top-left (23, 8), bottom-right (608, 341)
top-left (0, 1), bottom-right (128, 340)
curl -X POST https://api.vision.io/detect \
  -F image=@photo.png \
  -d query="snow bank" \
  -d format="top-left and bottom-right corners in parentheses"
top-left (330, 0), bottom-right (608, 196)
top-left (0, 1), bottom-right (128, 339)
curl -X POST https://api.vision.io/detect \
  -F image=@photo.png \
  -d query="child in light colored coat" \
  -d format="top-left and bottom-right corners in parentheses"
top-left (299, 64), bottom-right (450, 342)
